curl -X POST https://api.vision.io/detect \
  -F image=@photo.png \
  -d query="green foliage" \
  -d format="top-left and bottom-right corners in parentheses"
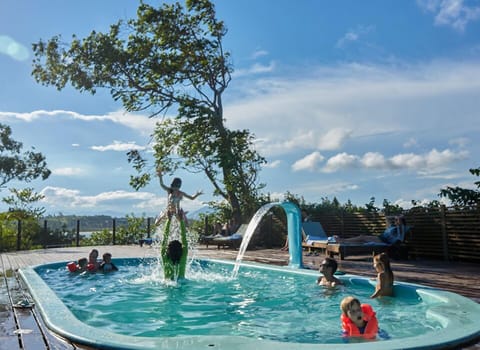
top-left (439, 167), bottom-right (480, 207)
top-left (84, 229), bottom-right (113, 246)
top-left (2, 187), bottom-right (46, 218)
top-left (32, 0), bottom-right (265, 224)
top-left (82, 213), bottom-right (149, 245)
top-left (114, 213), bottom-right (148, 244)
top-left (0, 123), bottom-right (50, 189)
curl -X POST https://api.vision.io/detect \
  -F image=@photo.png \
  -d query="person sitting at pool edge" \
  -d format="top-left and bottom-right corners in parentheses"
top-left (317, 257), bottom-right (343, 287)
top-left (340, 296), bottom-right (378, 339)
top-left (99, 252), bottom-right (118, 272)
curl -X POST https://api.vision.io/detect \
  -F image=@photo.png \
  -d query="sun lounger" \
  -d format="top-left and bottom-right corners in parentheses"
top-left (209, 224), bottom-right (248, 249)
top-left (326, 224), bottom-right (413, 260)
top-left (301, 221), bottom-right (329, 254)
top-left (326, 242), bottom-right (389, 260)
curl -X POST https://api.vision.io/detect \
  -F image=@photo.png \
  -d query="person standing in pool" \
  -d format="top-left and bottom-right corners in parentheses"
top-left (370, 252), bottom-right (394, 298)
top-left (317, 257), bottom-right (343, 287)
top-left (156, 167), bottom-right (202, 280)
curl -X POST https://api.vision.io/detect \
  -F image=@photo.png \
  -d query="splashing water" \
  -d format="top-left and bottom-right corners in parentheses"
top-left (150, 217), bottom-right (198, 283)
top-left (231, 203), bottom-right (278, 278)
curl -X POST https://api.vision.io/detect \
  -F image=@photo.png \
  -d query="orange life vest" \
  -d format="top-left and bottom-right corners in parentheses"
top-left (341, 303), bottom-right (378, 339)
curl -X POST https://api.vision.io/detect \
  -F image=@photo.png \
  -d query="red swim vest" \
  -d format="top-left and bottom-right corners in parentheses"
top-left (341, 303), bottom-right (378, 339)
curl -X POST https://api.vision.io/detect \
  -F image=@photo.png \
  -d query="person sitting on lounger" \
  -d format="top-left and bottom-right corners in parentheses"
top-left (317, 257), bottom-right (343, 287)
top-left (335, 216), bottom-right (408, 245)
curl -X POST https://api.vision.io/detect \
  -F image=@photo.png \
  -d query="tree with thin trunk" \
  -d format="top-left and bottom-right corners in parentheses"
top-left (32, 0), bottom-right (265, 223)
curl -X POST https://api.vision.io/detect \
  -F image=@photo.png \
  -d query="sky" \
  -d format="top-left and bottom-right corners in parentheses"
top-left (0, 0), bottom-right (479, 218)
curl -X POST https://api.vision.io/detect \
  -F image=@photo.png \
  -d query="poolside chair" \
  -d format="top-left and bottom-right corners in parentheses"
top-left (209, 224), bottom-right (249, 250)
top-left (326, 223), bottom-right (412, 260)
top-left (301, 221), bottom-right (329, 254)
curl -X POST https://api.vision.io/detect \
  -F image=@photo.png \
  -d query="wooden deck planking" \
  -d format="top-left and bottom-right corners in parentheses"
top-left (0, 245), bottom-right (479, 350)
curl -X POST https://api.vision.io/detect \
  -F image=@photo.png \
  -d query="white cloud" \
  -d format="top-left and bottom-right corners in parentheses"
top-left (251, 49), bottom-right (269, 59)
top-left (292, 151), bottom-right (325, 172)
top-left (335, 25), bottom-right (374, 48)
top-left (52, 167), bottom-right (85, 176)
top-left (449, 137), bottom-right (469, 148)
top-left (361, 152), bottom-right (387, 169)
top-left (293, 181), bottom-right (360, 199)
top-left (0, 35), bottom-right (29, 61)
top-left (264, 159), bottom-right (282, 168)
top-left (38, 186), bottom-right (204, 216)
top-left (0, 109), bottom-right (157, 135)
top-left (323, 152), bottom-right (359, 173)
top-left (91, 140), bottom-right (147, 152)
top-left (317, 128), bottom-right (352, 150)
top-left (40, 186), bottom-right (154, 207)
top-left (225, 60), bottom-right (480, 161)
top-left (403, 137), bottom-right (418, 148)
top-left (320, 148), bottom-right (468, 173)
top-left (233, 61), bottom-right (276, 77)
top-left (417, 0), bottom-right (480, 31)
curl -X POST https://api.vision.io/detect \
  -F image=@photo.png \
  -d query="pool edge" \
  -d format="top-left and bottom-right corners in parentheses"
top-left (19, 258), bottom-right (480, 350)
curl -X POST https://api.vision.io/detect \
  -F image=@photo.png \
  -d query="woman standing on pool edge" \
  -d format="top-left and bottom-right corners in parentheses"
top-left (156, 167), bottom-right (202, 280)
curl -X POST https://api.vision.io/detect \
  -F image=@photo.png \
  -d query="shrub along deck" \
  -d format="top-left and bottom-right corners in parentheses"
top-left (1, 245), bottom-right (479, 349)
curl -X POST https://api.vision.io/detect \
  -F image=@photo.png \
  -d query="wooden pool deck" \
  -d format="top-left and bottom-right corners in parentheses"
top-left (1, 245), bottom-right (479, 350)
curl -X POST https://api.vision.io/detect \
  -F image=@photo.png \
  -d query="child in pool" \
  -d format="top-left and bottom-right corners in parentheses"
top-left (99, 252), bottom-right (118, 272)
top-left (67, 257), bottom-right (88, 272)
top-left (370, 252), bottom-right (394, 298)
top-left (317, 257), bottom-right (343, 287)
top-left (76, 257), bottom-right (88, 272)
top-left (340, 296), bottom-right (378, 339)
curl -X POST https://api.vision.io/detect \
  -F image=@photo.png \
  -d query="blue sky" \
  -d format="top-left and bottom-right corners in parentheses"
top-left (0, 0), bottom-right (479, 218)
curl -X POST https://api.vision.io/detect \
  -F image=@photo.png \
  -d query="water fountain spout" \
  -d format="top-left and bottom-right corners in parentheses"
top-left (231, 202), bottom-right (303, 278)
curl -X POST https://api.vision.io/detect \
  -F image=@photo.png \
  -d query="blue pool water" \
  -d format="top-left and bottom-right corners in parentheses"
top-left (20, 258), bottom-right (480, 350)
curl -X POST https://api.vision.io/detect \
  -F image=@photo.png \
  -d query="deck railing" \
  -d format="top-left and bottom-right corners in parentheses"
top-left (1, 205), bottom-right (479, 263)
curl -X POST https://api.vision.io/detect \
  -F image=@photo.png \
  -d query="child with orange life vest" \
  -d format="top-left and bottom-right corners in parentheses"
top-left (340, 296), bottom-right (378, 339)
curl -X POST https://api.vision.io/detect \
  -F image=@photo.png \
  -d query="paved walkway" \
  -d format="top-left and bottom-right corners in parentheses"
top-left (1, 245), bottom-right (479, 349)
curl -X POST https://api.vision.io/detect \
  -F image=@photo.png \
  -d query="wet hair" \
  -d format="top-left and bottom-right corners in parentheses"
top-left (167, 240), bottom-right (183, 265)
top-left (374, 252), bottom-right (394, 280)
top-left (170, 177), bottom-right (182, 189)
top-left (78, 258), bottom-right (88, 267)
top-left (89, 249), bottom-right (99, 261)
top-left (340, 296), bottom-right (361, 315)
top-left (103, 252), bottom-right (112, 262)
top-left (322, 257), bottom-right (338, 273)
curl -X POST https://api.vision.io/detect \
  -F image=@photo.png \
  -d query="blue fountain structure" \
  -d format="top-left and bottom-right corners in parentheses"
top-left (280, 201), bottom-right (303, 268)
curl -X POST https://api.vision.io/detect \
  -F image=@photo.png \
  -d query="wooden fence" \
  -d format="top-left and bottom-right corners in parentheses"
top-left (305, 206), bottom-right (480, 262)
top-left (1, 206), bottom-right (479, 263)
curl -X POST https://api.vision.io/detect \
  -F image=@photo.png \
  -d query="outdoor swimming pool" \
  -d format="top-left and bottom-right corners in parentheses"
top-left (20, 257), bottom-right (480, 350)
